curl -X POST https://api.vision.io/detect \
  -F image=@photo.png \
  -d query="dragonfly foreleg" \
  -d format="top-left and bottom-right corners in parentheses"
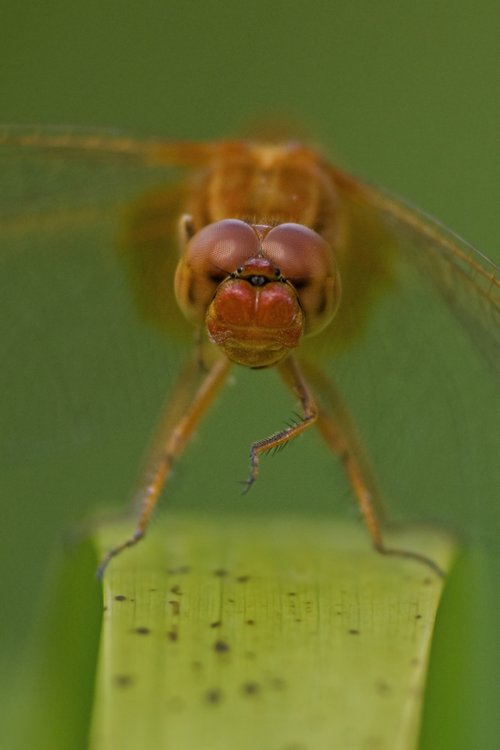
top-left (97, 353), bottom-right (231, 577)
top-left (241, 356), bottom-right (318, 493)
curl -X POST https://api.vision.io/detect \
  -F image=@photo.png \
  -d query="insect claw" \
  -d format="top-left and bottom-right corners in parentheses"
top-left (96, 528), bottom-right (145, 579)
top-left (238, 477), bottom-right (255, 495)
top-left (374, 542), bottom-right (446, 578)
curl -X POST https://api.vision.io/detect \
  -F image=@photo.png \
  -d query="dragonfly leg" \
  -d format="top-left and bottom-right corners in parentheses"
top-left (242, 356), bottom-right (318, 493)
top-left (97, 353), bottom-right (231, 578)
top-left (289, 358), bottom-right (445, 578)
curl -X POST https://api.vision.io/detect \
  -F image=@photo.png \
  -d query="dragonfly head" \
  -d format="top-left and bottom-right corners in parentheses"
top-left (175, 219), bottom-right (340, 368)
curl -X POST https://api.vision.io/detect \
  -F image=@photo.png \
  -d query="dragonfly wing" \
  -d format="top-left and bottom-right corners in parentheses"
top-left (332, 167), bottom-right (500, 374)
top-left (0, 129), bottom-right (197, 516)
top-left (299, 165), bottom-right (499, 548)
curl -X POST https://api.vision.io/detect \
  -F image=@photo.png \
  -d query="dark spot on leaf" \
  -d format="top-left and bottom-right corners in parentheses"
top-left (170, 585), bottom-right (182, 595)
top-left (242, 681), bottom-right (260, 696)
top-left (205, 688), bottom-right (223, 704)
top-left (149, 588), bottom-right (157, 592)
top-left (114, 595), bottom-right (127, 601)
top-left (348, 629), bottom-right (359, 635)
top-left (236, 575), bottom-right (250, 583)
top-left (210, 620), bottom-right (222, 628)
top-left (167, 565), bottom-right (191, 575)
top-left (287, 592), bottom-right (297, 596)
top-left (213, 568), bottom-right (228, 577)
top-left (214, 639), bottom-right (230, 653)
top-left (415, 613), bottom-right (423, 619)
top-left (134, 627), bottom-right (150, 635)
top-left (114, 674), bottom-right (134, 688)
top-left (246, 619), bottom-right (255, 625)
top-left (169, 600), bottom-right (180, 616)
top-left (422, 577), bottom-right (433, 586)
top-left (227, 598), bottom-right (235, 603)
top-left (375, 679), bottom-right (391, 695)
top-left (167, 629), bottom-right (178, 642)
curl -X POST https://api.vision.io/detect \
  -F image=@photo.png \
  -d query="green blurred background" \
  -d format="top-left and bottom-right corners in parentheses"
top-left (2, 1), bottom-right (499, 746)
top-left (3, 0), bottom-right (500, 255)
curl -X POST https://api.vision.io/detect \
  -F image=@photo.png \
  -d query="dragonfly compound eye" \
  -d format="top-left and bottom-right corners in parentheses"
top-left (262, 223), bottom-right (340, 336)
top-left (174, 219), bottom-right (260, 324)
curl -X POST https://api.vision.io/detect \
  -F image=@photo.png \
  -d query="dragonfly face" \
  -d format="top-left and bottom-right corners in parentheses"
top-left (175, 218), bottom-right (340, 367)
top-left (0, 128), bottom-right (498, 577)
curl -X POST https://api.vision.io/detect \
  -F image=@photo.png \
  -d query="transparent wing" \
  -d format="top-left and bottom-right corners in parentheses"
top-left (303, 166), bottom-right (499, 547)
top-left (0, 128), bottom-right (202, 525)
top-left (332, 166), bottom-right (499, 372)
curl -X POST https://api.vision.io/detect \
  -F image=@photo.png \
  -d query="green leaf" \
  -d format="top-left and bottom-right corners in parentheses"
top-left (91, 516), bottom-right (454, 749)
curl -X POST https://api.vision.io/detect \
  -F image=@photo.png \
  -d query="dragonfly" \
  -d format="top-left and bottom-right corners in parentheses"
top-left (0, 127), bottom-right (498, 578)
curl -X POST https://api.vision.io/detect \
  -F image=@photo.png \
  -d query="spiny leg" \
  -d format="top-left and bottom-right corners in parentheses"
top-left (242, 355), bottom-right (318, 493)
top-left (288, 358), bottom-right (445, 578)
top-left (97, 353), bottom-right (231, 578)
